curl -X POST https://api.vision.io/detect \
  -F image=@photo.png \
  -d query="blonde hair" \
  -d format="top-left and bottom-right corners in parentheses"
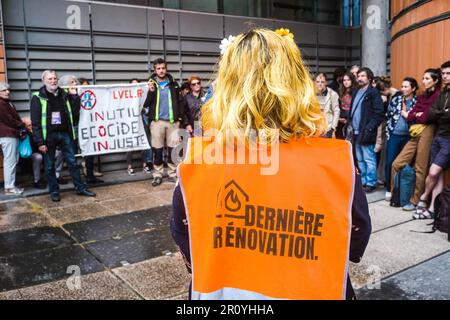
top-left (201, 28), bottom-right (326, 144)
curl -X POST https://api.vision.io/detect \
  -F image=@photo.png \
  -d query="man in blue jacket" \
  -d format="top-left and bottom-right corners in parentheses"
top-left (348, 67), bottom-right (384, 193)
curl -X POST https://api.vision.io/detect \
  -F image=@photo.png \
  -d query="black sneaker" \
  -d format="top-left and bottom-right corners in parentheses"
top-left (34, 180), bottom-right (47, 189)
top-left (57, 177), bottom-right (68, 185)
top-left (77, 189), bottom-right (96, 197)
top-left (50, 193), bottom-right (61, 202)
top-left (152, 177), bottom-right (162, 187)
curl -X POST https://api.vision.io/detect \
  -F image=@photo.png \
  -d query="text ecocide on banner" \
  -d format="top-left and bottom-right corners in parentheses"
top-left (78, 83), bottom-right (150, 156)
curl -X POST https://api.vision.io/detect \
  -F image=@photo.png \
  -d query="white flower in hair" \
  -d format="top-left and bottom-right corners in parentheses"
top-left (219, 35), bottom-right (236, 55)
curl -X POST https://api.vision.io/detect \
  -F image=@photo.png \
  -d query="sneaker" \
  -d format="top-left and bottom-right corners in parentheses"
top-left (34, 180), bottom-right (47, 189)
top-left (385, 191), bottom-right (392, 201)
top-left (143, 166), bottom-right (152, 174)
top-left (5, 187), bottom-right (24, 195)
top-left (77, 189), bottom-right (96, 197)
top-left (50, 192), bottom-right (61, 202)
top-left (127, 168), bottom-right (135, 176)
top-left (402, 203), bottom-right (416, 211)
top-left (93, 170), bottom-right (103, 177)
top-left (152, 177), bottom-right (162, 187)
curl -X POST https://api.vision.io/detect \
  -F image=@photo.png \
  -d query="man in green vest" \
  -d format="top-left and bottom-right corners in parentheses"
top-left (144, 58), bottom-right (192, 186)
top-left (30, 70), bottom-right (95, 202)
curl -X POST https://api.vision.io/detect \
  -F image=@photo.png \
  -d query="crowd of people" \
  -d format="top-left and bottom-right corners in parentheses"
top-left (0, 58), bottom-right (206, 201)
top-left (1, 26), bottom-right (449, 300)
top-left (315, 61), bottom-right (450, 220)
top-left (1, 53), bottom-right (449, 217)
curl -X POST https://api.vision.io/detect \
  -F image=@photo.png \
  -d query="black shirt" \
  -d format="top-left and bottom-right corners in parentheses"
top-left (46, 88), bottom-right (69, 133)
top-left (428, 88), bottom-right (450, 138)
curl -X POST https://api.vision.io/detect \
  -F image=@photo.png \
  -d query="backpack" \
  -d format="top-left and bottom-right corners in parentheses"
top-left (390, 165), bottom-right (416, 207)
top-left (432, 188), bottom-right (450, 240)
top-left (411, 188), bottom-right (450, 242)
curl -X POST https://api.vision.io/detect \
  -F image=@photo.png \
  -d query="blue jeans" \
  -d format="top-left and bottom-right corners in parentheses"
top-left (385, 134), bottom-right (409, 191)
top-left (85, 155), bottom-right (94, 178)
top-left (355, 143), bottom-right (377, 187)
top-left (44, 132), bottom-right (86, 194)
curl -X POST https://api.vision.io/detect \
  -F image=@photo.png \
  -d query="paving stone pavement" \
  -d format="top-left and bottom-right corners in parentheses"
top-left (0, 182), bottom-right (449, 300)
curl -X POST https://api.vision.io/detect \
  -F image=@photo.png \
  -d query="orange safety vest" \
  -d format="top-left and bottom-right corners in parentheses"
top-left (178, 137), bottom-right (355, 300)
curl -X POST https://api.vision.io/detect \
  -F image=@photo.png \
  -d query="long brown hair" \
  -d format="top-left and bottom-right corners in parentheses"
top-left (339, 71), bottom-right (356, 97)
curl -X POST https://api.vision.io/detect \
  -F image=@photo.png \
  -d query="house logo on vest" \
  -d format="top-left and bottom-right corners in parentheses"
top-left (216, 180), bottom-right (249, 220)
top-left (223, 180), bottom-right (249, 215)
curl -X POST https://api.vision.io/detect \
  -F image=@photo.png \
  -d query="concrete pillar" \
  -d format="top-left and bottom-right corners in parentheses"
top-left (361, 0), bottom-right (389, 76)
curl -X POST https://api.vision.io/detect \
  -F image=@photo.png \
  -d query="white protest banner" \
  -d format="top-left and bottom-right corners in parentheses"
top-left (78, 83), bottom-right (150, 156)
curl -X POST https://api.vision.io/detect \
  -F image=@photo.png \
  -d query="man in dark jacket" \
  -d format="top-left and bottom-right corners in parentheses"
top-left (416, 61), bottom-right (450, 218)
top-left (144, 58), bottom-right (192, 186)
top-left (348, 67), bottom-right (384, 193)
top-left (30, 70), bottom-right (95, 202)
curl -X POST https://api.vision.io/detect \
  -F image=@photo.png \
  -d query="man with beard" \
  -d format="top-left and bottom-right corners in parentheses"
top-left (30, 70), bottom-right (96, 202)
top-left (144, 58), bottom-right (191, 186)
top-left (348, 67), bottom-right (384, 193)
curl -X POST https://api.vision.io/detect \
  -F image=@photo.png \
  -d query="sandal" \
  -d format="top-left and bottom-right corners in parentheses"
top-left (415, 197), bottom-right (428, 214)
top-left (412, 208), bottom-right (434, 220)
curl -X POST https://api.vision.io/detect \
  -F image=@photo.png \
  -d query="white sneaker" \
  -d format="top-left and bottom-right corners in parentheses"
top-left (143, 166), bottom-right (152, 174)
top-left (5, 187), bottom-right (24, 195)
top-left (385, 191), bottom-right (392, 201)
top-left (93, 170), bottom-right (103, 177)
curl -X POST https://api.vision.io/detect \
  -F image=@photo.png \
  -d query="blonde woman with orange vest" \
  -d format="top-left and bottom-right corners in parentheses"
top-left (171, 28), bottom-right (371, 300)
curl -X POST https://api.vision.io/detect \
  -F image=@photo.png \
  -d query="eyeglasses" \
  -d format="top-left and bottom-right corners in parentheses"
top-left (190, 82), bottom-right (201, 86)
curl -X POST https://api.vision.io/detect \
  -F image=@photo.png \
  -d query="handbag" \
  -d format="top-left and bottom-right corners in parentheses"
top-left (19, 135), bottom-right (32, 158)
top-left (344, 123), bottom-right (354, 142)
top-left (409, 124), bottom-right (426, 138)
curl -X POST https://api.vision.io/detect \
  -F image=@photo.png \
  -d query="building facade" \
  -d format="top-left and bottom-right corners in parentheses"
top-left (0, 0), bottom-right (361, 172)
top-left (390, 0), bottom-right (450, 87)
